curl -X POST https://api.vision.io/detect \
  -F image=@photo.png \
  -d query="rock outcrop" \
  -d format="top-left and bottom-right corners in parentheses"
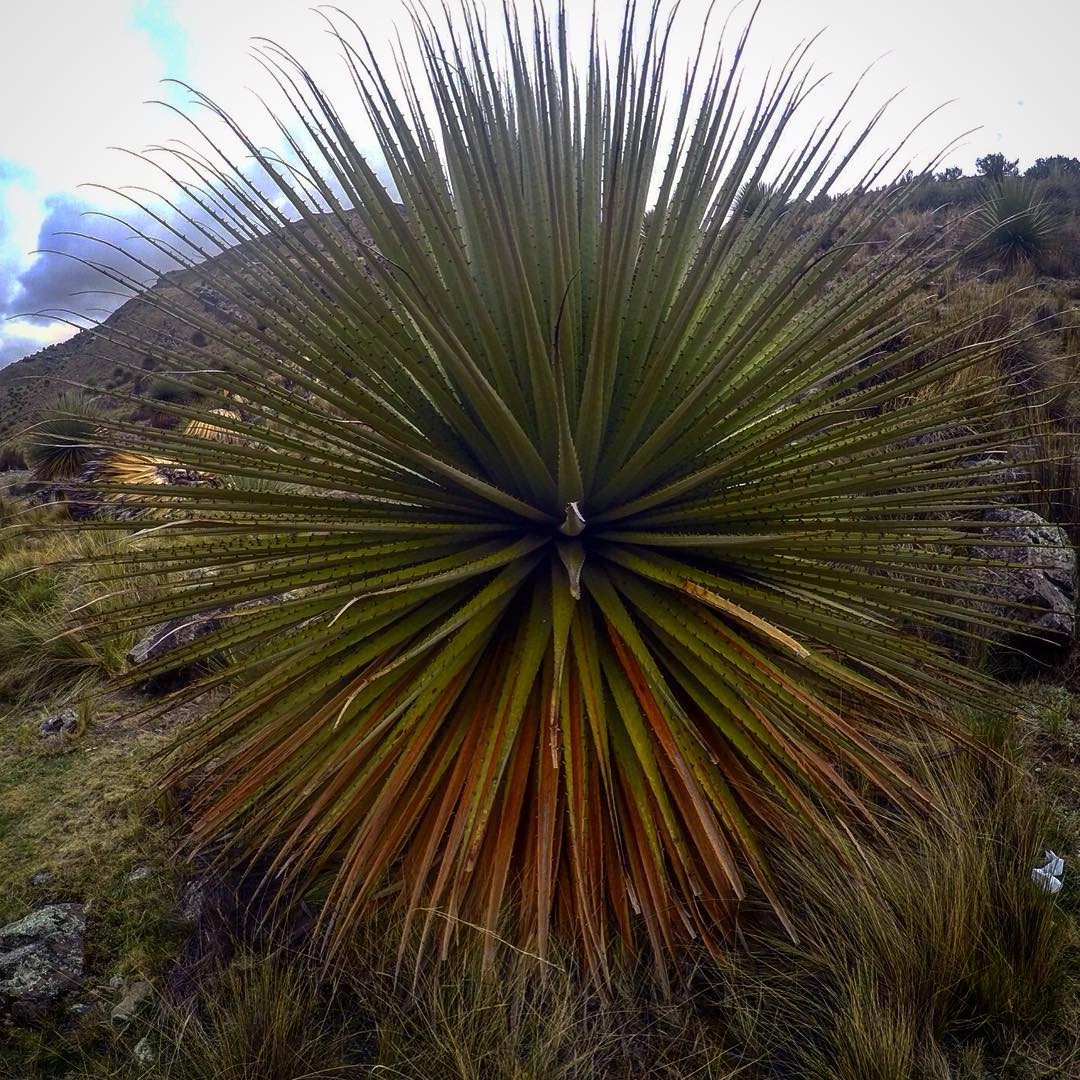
top-left (126, 593), bottom-right (289, 680)
top-left (0, 904), bottom-right (86, 1022)
top-left (976, 507), bottom-right (1077, 640)
top-left (37, 707), bottom-right (79, 738)
top-left (126, 613), bottom-right (223, 668)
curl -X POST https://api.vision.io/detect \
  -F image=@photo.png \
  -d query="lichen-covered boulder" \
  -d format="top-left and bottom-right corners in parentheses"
top-left (37, 707), bottom-right (79, 738)
top-left (0, 904), bottom-right (86, 1022)
top-left (976, 507), bottom-right (1076, 639)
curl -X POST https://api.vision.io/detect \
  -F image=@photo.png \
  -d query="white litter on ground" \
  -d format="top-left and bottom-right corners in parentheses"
top-left (1031, 850), bottom-right (1066, 894)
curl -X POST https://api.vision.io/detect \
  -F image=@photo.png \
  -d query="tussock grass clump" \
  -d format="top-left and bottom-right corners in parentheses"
top-left (0, 527), bottom-right (136, 706)
top-left (140, 955), bottom-right (360, 1080)
top-left (900, 273), bottom-right (1069, 424)
top-left (1026, 423), bottom-right (1080, 547)
top-left (0, 490), bottom-right (186, 707)
top-left (707, 727), bottom-right (1077, 1078)
top-left (0, 443), bottom-right (27, 471)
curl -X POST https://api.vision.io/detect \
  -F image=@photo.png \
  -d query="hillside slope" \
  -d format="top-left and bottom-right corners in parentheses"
top-left (3, 174), bottom-right (1080, 449)
top-left (0, 210), bottom-right (373, 444)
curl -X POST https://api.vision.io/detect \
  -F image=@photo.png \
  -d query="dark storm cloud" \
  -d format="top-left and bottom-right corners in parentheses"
top-left (7, 193), bottom-right (161, 326)
top-left (0, 186), bottom-right (204, 367)
top-left (1, 154), bottom-right (337, 368)
top-left (8, 154), bottom-right (301, 328)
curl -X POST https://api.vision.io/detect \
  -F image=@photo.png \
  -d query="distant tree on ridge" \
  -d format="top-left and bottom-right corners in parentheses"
top-left (1025, 155), bottom-right (1080, 178)
top-left (976, 152), bottom-right (1019, 180)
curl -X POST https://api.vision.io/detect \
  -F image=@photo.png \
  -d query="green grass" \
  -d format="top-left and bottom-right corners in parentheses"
top-left (0, 702), bottom-right (183, 951)
top-left (0, 701), bottom-right (187, 1076)
top-left (7, 689), bottom-right (1077, 1079)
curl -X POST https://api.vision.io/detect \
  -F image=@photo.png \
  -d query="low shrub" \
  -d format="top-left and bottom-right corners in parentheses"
top-left (1026, 156), bottom-right (1080, 180)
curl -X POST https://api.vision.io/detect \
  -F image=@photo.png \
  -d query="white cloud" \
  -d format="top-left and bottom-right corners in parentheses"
top-left (0, 1), bottom-right (171, 195)
top-left (0, 313), bottom-right (74, 367)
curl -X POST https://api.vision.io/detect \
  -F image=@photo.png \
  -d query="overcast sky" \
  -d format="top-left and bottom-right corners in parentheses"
top-left (2, 0), bottom-right (1078, 368)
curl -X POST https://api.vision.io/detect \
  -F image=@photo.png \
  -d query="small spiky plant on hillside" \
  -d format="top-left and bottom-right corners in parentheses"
top-left (733, 178), bottom-right (778, 217)
top-left (974, 178), bottom-right (1057, 265)
top-left (25, 394), bottom-right (105, 482)
top-left (183, 407), bottom-right (246, 444)
top-left (55, 3), bottom-right (1035, 983)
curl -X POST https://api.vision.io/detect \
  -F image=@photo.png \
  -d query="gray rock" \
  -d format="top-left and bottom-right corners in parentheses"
top-left (133, 1034), bottom-right (157, 1065)
top-left (110, 979), bottom-right (153, 1025)
top-left (38, 708), bottom-right (78, 737)
top-left (125, 865), bottom-right (154, 884)
top-left (66, 999), bottom-right (97, 1023)
top-left (975, 507), bottom-right (1077, 638)
top-left (126, 594), bottom-right (287, 672)
top-left (29, 871), bottom-right (52, 887)
top-left (957, 452), bottom-right (1031, 499)
top-left (0, 904), bottom-right (86, 1022)
top-left (126, 612), bottom-right (222, 667)
top-left (178, 880), bottom-right (207, 923)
